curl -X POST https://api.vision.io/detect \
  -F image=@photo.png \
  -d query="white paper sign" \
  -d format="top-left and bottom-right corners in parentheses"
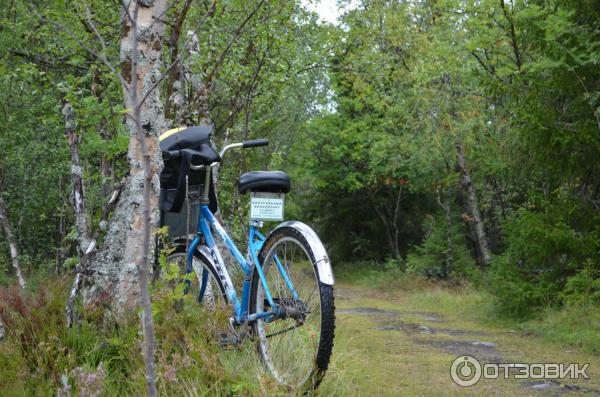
top-left (250, 195), bottom-right (284, 221)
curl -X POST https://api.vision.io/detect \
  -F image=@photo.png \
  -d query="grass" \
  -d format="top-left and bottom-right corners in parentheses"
top-left (328, 283), bottom-right (524, 396)
top-left (335, 261), bottom-right (600, 355)
top-left (0, 273), bottom-right (348, 397)
top-left (0, 277), bottom-right (285, 396)
top-left (329, 274), bottom-right (600, 396)
top-left (1, 264), bottom-right (599, 396)
top-left (510, 304), bottom-right (600, 354)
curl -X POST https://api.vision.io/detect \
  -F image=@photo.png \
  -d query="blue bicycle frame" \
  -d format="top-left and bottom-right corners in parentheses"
top-left (185, 204), bottom-right (298, 324)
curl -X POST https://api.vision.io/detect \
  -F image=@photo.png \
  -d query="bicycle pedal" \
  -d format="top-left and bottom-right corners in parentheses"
top-left (219, 332), bottom-right (241, 349)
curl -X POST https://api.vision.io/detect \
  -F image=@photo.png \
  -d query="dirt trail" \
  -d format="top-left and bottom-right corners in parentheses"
top-left (320, 283), bottom-right (600, 396)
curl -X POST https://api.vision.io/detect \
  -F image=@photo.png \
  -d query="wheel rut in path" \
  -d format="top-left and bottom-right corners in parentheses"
top-left (334, 287), bottom-right (600, 396)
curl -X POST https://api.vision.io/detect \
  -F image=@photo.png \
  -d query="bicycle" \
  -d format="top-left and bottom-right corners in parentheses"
top-left (158, 126), bottom-right (335, 390)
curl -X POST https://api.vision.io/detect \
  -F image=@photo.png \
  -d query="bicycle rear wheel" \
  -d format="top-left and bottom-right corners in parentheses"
top-left (250, 226), bottom-right (335, 390)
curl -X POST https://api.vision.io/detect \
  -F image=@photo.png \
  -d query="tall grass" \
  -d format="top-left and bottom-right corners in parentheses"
top-left (0, 274), bottom-right (350, 396)
top-left (0, 277), bottom-right (273, 396)
top-left (334, 259), bottom-right (463, 292)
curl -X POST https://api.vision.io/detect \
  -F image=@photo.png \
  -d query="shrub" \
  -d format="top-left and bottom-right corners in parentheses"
top-left (561, 262), bottom-right (600, 305)
top-left (488, 206), bottom-right (600, 318)
top-left (406, 211), bottom-right (479, 282)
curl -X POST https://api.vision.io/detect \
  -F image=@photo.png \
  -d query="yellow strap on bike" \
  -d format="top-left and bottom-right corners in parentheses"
top-left (159, 127), bottom-right (186, 141)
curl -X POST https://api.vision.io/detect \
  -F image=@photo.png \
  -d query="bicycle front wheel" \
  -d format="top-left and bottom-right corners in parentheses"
top-left (250, 226), bottom-right (335, 390)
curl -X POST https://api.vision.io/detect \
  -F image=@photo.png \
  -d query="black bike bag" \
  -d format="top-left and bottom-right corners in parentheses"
top-left (159, 125), bottom-right (219, 214)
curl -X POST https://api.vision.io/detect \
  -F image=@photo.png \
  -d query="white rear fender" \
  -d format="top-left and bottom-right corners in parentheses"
top-left (271, 221), bottom-right (335, 285)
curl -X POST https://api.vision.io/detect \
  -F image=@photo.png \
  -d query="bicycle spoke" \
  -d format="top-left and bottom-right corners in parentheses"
top-left (254, 236), bottom-right (323, 387)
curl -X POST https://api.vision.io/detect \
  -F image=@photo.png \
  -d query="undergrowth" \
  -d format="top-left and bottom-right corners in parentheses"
top-left (0, 276), bottom-right (290, 396)
top-left (0, 241), bottom-right (345, 396)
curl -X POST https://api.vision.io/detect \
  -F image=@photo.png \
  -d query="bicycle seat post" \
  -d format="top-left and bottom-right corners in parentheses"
top-left (201, 166), bottom-right (211, 205)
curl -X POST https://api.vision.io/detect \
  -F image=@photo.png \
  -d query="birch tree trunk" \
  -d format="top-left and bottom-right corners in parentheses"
top-left (0, 180), bottom-right (26, 342)
top-left (82, 0), bottom-right (168, 312)
top-left (62, 101), bottom-right (94, 254)
top-left (456, 142), bottom-right (491, 265)
top-left (62, 99), bottom-right (112, 327)
top-left (168, 30), bottom-right (209, 126)
top-left (0, 196), bottom-right (26, 289)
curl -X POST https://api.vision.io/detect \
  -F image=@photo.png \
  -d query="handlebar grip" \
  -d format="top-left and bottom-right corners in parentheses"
top-left (242, 139), bottom-right (269, 148)
top-left (163, 150), bottom-right (181, 160)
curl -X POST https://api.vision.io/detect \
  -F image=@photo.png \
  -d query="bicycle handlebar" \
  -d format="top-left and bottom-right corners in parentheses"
top-left (163, 138), bottom-right (270, 164)
top-left (162, 149), bottom-right (205, 170)
top-left (242, 139), bottom-right (269, 148)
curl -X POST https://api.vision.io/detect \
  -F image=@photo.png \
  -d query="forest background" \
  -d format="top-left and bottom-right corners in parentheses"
top-left (1, 0), bottom-right (599, 394)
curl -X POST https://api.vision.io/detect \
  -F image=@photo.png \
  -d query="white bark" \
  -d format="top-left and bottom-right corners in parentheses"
top-left (62, 99), bottom-right (91, 327)
top-left (83, 0), bottom-right (168, 312)
top-left (78, 2), bottom-right (168, 395)
top-left (65, 272), bottom-right (82, 328)
top-left (0, 196), bottom-right (26, 289)
top-left (456, 143), bottom-right (491, 265)
top-left (62, 101), bottom-right (95, 254)
top-left (169, 29), bottom-right (207, 125)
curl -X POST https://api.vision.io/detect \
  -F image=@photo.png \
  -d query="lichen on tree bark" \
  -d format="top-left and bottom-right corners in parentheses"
top-left (82, 0), bottom-right (168, 312)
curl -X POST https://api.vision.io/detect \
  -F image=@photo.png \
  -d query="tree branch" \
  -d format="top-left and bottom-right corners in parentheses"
top-left (204, 0), bottom-right (267, 85)
top-left (33, 9), bottom-right (131, 94)
top-left (500, 0), bottom-right (522, 71)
